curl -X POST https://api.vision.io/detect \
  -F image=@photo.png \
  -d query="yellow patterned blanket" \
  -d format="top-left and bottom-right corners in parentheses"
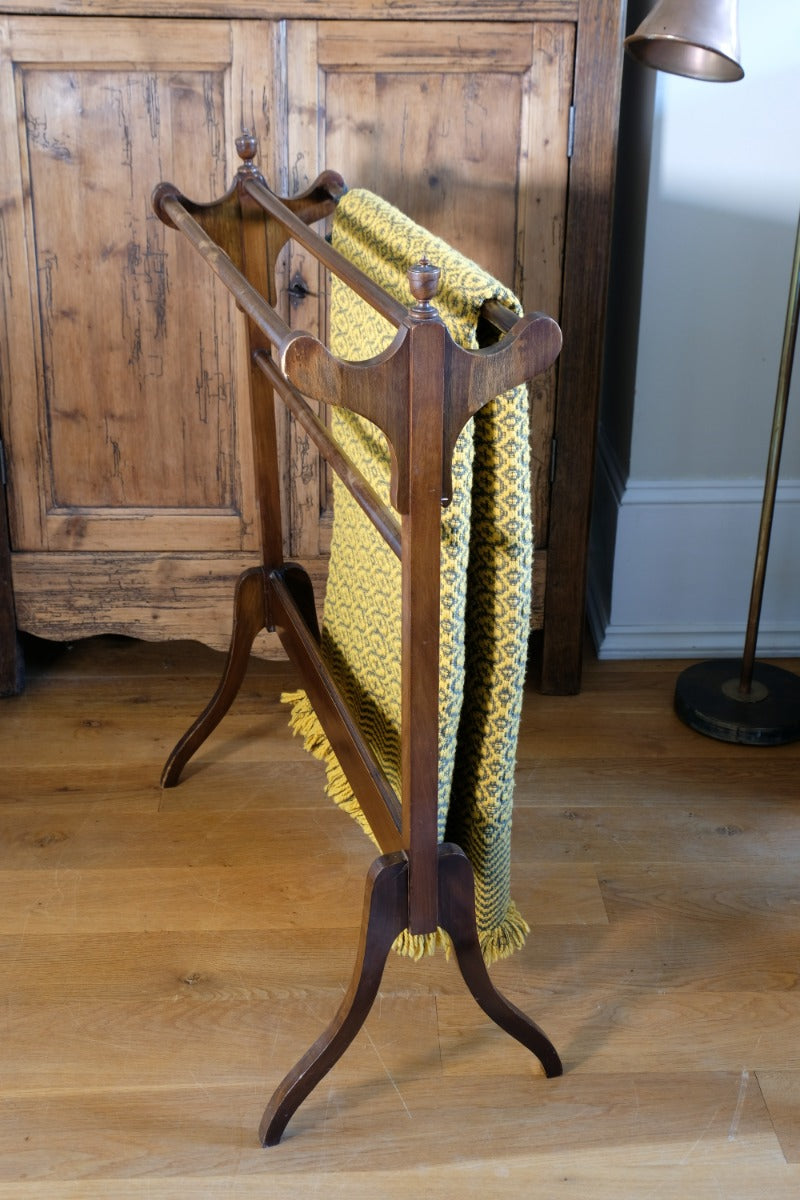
top-left (286, 189), bottom-right (532, 964)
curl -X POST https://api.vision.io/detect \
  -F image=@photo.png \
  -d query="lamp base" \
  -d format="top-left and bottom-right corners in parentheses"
top-left (674, 659), bottom-right (800, 745)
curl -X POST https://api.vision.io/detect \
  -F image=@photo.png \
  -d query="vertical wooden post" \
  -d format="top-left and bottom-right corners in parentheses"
top-left (236, 137), bottom-right (286, 577)
top-left (402, 261), bottom-right (445, 935)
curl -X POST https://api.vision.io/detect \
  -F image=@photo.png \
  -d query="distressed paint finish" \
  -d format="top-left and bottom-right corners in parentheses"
top-left (23, 66), bottom-right (234, 514)
top-left (9, 549), bottom-right (330, 655)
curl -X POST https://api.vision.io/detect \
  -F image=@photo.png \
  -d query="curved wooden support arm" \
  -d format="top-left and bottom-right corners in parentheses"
top-left (444, 310), bottom-right (562, 435)
top-left (282, 168), bottom-right (348, 223)
top-left (154, 131), bottom-right (344, 238)
top-left (437, 310), bottom-right (562, 504)
top-left (458, 311), bottom-right (563, 420)
top-left (153, 135), bottom-right (344, 311)
top-left (254, 349), bottom-right (402, 556)
top-left (282, 327), bottom-right (411, 511)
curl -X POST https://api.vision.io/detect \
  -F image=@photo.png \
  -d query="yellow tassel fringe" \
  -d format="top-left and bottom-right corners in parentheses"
top-left (479, 900), bottom-right (531, 966)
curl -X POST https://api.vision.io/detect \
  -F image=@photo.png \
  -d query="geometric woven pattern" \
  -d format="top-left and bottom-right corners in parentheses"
top-left (286, 189), bottom-right (533, 963)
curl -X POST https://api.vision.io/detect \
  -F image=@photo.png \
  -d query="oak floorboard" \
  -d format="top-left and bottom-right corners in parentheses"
top-left (447, 988), bottom-right (800, 1076)
top-left (0, 805), bottom-right (365, 870)
top-left (1, 992), bottom-right (443, 1092)
top-left (0, 708), bottom-right (314, 768)
top-left (0, 863), bottom-right (365, 935)
top-left (10, 794), bottom-right (795, 870)
top-left (0, 759), bottom-right (327, 810)
top-left (0, 1073), bottom-right (783, 1182)
top-left (510, 801), bottom-right (800, 864)
top-left (514, 756), bottom-right (800, 805)
top-left (0, 929), bottom-right (358, 1004)
top-left (756, 1071), bottom-right (800, 1163)
top-left (2, 636), bottom-right (799, 1195)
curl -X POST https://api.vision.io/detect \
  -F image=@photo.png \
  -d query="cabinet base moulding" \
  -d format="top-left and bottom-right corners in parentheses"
top-left (9, 551), bottom-right (324, 658)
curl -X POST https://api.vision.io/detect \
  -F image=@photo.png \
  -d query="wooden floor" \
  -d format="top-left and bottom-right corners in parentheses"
top-left (2, 635), bottom-right (800, 1198)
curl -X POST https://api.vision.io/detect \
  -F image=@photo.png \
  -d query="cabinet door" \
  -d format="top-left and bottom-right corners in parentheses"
top-left (0, 17), bottom-right (284, 649)
top-left (284, 20), bottom-right (574, 624)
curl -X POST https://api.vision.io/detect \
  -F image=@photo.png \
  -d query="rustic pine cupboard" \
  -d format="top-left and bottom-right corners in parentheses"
top-left (0, 1), bottom-right (626, 696)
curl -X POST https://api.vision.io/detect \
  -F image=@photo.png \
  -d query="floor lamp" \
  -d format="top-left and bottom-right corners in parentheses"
top-left (625, 0), bottom-right (800, 745)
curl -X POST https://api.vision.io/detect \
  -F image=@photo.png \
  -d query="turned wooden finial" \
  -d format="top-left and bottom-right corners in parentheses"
top-left (235, 130), bottom-right (259, 172)
top-left (408, 257), bottom-right (441, 319)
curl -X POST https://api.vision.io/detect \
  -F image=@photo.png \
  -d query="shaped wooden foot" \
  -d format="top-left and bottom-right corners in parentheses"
top-left (437, 843), bottom-right (563, 1079)
top-left (160, 567), bottom-right (267, 787)
top-left (259, 851), bottom-right (409, 1146)
top-left (259, 844), bottom-right (561, 1146)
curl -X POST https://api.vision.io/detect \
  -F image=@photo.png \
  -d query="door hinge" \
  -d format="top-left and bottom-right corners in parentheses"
top-left (567, 105), bottom-right (576, 159)
top-left (550, 436), bottom-right (558, 484)
top-left (0, 439), bottom-right (6, 488)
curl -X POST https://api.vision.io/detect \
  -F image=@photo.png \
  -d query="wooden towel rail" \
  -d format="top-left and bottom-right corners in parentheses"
top-left (152, 134), bottom-right (563, 1146)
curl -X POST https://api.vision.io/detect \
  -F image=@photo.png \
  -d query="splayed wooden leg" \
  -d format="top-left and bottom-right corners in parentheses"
top-left (259, 844), bottom-right (560, 1146)
top-left (160, 567), bottom-right (267, 787)
top-left (437, 843), bottom-right (562, 1079)
top-left (259, 851), bottom-right (409, 1146)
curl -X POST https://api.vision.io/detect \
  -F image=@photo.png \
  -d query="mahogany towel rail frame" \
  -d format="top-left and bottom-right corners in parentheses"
top-left (152, 134), bottom-right (563, 1146)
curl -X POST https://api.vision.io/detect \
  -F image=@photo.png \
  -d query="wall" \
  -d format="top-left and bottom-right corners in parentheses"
top-left (589, 0), bottom-right (800, 659)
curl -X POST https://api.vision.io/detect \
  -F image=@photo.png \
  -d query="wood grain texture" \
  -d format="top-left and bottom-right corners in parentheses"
top-left (10, 551), bottom-right (328, 653)
top-left (0, 16), bottom-right (274, 661)
top-left (0, 18), bottom-right (265, 552)
top-left (2, 636), bottom-right (800, 1192)
top-left (756, 1071), bottom-right (800, 1163)
top-left (10, 548), bottom-right (545, 647)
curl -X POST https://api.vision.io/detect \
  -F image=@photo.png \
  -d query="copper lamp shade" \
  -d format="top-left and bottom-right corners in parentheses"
top-left (625, 0), bottom-right (744, 83)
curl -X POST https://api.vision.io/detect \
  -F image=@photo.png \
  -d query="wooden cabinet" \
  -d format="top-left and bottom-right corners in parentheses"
top-left (0, 2), bottom-right (625, 694)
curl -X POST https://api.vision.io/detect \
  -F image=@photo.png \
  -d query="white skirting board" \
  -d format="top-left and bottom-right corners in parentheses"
top-left (588, 437), bottom-right (800, 660)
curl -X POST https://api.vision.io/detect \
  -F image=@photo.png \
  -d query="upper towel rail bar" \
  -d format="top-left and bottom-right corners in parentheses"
top-left (158, 187), bottom-right (521, 363)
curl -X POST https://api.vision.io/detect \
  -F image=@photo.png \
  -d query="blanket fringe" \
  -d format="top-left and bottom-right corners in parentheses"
top-left (479, 900), bottom-right (531, 966)
top-left (392, 928), bottom-right (452, 961)
top-left (283, 689), bottom-right (529, 967)
top-left (283, 690), bottom-right (379, 848)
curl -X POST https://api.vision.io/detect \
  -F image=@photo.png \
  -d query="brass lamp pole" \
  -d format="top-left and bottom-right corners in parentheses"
top-left (625, 0), bottom-right (800, 744)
